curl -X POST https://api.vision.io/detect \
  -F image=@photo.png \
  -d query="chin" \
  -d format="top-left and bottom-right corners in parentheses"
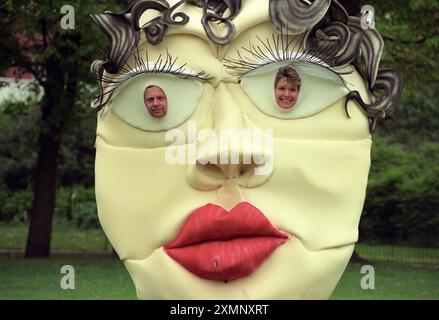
top-left (277, 102), bottom-right (296, 110)
top-left (123, 238), bottom-right (354, 299)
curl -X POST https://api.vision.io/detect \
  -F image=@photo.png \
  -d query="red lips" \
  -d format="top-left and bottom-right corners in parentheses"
top-left (164, 202), bottom-right (289, 282)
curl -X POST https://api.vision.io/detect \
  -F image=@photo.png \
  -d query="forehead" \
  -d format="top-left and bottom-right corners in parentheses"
top-left (277, 78), bottom-right (297, 85)
top-left (276, 79), bottom-right (298, 89)
top-left (138, 0), bottom-right (270, 48)
top-left (145, 87), bottom-right (165, 96)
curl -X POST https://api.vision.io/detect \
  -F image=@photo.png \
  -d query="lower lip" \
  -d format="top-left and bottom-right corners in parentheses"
top-left (165, 236), bottom-right (288, 282)
top-left (279, 101), bottom-right (294, 108)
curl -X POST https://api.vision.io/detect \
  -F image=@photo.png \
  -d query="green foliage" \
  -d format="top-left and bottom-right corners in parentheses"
top-left (360, 1), bottom-right (439, 144)
top-left (0, 96), bottom-right (96, 190)
top-left (55, 186), bottom-right (99, 229)
top-left (353, 2), bottom-right (439, 246)
top-left (0, 105), bottom-right (39, 191)
top-left (364, 0), bottom-right (439, 85)
top-left (0, 186), bottom-right (99, 229)
top-left (0, 81), bottom-right (43, 117)
top-left (57, 86), bottom-right (97, 187)
top-left (0, 188), bottom-right (33, 224)
top-left (377, 87), bottom-right (439, 143)
top-left (360, 136), bottom-right (439, 246)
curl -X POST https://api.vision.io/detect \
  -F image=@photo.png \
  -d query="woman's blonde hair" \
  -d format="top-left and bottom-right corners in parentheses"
top-left (274, 67), bottom-right (301, 90)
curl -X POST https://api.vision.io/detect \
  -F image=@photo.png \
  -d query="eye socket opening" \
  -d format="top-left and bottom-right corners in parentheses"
top-left (109, 73), bottom-right (203, 132)
top-left (239, 61), bottom-right (349, 119)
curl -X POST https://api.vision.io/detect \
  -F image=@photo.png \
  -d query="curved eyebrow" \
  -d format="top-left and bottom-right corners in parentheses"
top-left (90, 0), bottom-right (242, 76)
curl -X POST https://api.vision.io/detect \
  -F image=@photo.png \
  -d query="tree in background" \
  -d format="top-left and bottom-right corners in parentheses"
top-left (357, 0), bottom-right (439, 247)
top-left (362, 0), bottom-right (439, 142)
top-left (364, 0), bottom-right (439, 85)
top-left (0, 0), bottom-right (124, 257)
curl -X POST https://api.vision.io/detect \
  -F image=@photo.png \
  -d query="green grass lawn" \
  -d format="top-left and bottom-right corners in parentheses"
top-left (356, 243), bottom-right (439, 266)
top-left (0, 222), bottom-right (112, 253)
top-left (0, 257), bottom-right (136, 299)
top-left (1, 223), bottom-right (438, 299)
top-left (0, 256), bottom-right (438, 300)
top-left (331, 262), bottom-right (439, 300)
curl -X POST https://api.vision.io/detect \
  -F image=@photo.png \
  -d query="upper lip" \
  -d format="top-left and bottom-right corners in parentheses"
top-left (164, 202), bottom-right (289, 249)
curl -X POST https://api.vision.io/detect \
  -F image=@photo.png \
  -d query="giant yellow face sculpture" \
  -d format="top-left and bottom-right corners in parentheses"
top-left (91, 0), bottom-right (402, 299)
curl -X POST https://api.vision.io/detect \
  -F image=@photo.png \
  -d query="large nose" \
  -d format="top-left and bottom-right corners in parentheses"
top-left (186, 83), bottom-right (273, 191)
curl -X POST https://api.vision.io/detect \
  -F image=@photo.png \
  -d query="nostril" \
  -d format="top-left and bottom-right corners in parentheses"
top-left (196, 162), bottom-right (224, 178)
top-left (239, 164), bottom-right (255, 177)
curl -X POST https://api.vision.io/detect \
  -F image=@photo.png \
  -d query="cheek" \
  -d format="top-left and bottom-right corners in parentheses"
top-left (243, 138), bottom-right (372, 251)
top-left (94, 139), bottom-right (217, 260)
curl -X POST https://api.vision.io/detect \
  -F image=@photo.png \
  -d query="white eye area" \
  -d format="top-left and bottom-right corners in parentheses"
top-left (109, 73), bottom-right (203, 132)
top-left (240, 61), bottom-right (349, 119)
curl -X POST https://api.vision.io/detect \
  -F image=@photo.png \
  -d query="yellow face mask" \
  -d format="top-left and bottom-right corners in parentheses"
top-left (91, 0), bottom-right (402, 299)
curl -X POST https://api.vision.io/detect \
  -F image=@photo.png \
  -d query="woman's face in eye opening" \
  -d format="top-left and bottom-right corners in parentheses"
top-left (275, 77), bottom-right (299, 110)
top-left (144, 85), bottom-right (168, 118)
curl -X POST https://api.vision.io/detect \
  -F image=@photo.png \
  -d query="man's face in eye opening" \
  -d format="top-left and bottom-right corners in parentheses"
top-left (275, 78), bottom-right (299, 110)
top-left (144, 86), bottom-right (168, 118)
